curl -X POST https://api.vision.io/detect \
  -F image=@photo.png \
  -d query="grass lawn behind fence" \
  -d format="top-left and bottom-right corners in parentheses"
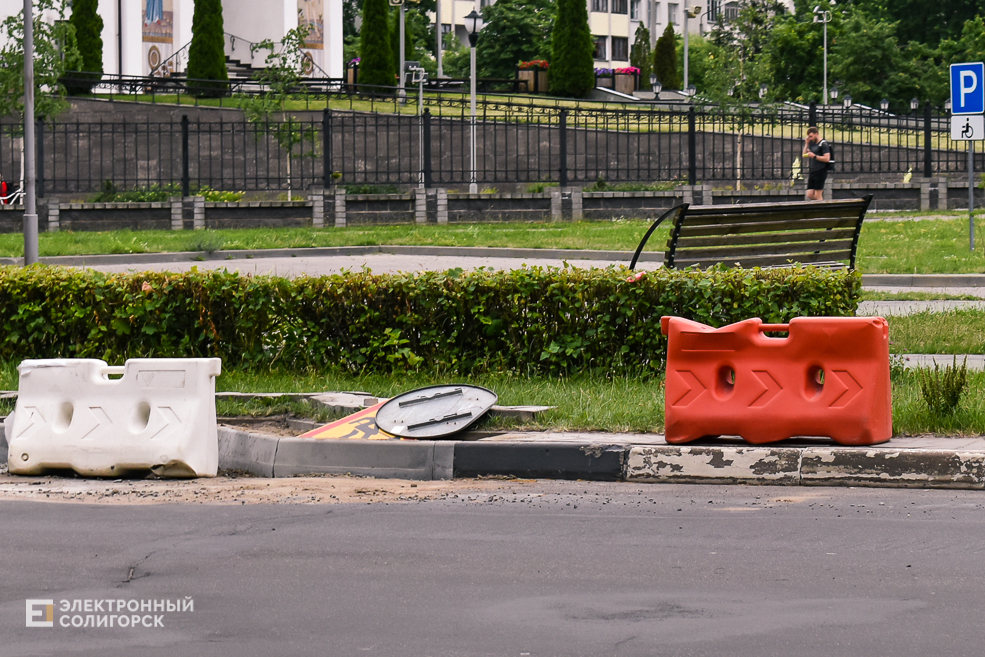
top-left (2, 212), bottom-right (985, 274)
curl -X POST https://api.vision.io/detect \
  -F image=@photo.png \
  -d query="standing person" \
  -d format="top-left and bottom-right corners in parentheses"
top-left (802, 126), bottom-right (831, 201)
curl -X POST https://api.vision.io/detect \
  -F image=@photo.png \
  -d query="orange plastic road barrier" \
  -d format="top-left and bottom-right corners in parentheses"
top-left (661, 316), bottom-right (892, 446)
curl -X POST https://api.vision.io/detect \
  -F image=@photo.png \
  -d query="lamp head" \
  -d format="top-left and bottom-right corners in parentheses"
top-left (464, 10), bottom-right (482, 35)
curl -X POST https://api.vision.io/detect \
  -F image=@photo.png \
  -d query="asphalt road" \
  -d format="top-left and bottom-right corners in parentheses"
top-left (2, 482), bottom-right (984, 657)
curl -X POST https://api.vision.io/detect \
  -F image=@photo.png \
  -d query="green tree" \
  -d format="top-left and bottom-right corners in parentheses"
top-left (706, 0), bottom-right (786, 101)
top-left (476, 0), bottom-right (554, 79)
top-left (829, 8), bottom-right (910, 108)
top-left (653, 24), bottom-right (679, 90)
top-left (765, 10), bottom-right (826, 103)
top-left (440, 32), bottom-right (471, 78)
top-left (359, 0), bottom-right (394, 88)
top-left (841, 0), bottom-right (979, 47)
top-left (186, 0), bottom-right (228, 97)
top-left (343, 0), bottom-right (363, 40)
top-left (244, 24), bottom-right (317, 200)
top-left (674, 34), bottom-right (720, 96)
top-left (64, 0), bottom-right (103, 95)
top-left (390, 7), bottom-right (413, 79)
top-left (0, 0), bottom-right (79, 120)
top-left (630, 23), bottom-right (652, 83)
top-left (549, 0), bottom-right (595, 97)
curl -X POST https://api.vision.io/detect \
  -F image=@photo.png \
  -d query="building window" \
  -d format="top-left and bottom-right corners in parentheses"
top-left (593, 36), bottom-right (608, 60)
top-left (630, 0), bottom-right (641, 19)
top-left (723, 1), bottom-right (740, 22)
top-left (612, 0), bottom-right (628, 14)
top-left (440, 24), bottom-right (451, 49)
top-left (706, 0), bottom-right (720, 22)
top-left (591, 0), bottom-right (608, 12)
top-left (480, 0), bottom-right (491, 7)
top-left (668, 2), bottom-right (678, 24)
top-left (611, 37), bottom-right (629, 61)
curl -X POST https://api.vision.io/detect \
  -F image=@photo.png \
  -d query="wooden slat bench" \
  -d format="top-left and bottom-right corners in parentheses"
top-left (629, 196), bottom-right (873, 271)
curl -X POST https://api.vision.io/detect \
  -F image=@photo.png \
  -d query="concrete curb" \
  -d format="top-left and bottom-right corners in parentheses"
top-left (11, 245), bottom-right (665, 269)
top-left (217, 427), bottom-right (454, 481)
top-left (625, 445), bottom-right (985, 489)
top-left (453, 441), bottom-right (627, 481)
top-left (862, 274), bottom-right (985, 287)
top-left (217, 427), bottom-right (985, 490)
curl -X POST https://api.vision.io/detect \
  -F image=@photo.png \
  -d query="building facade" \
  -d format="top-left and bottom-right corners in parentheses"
top-left (431, 0), bottom-right (711, 70)
top-left (432, 0), bottom-right (795, 69)
top-left (0, 0), bottom-right (344, 79)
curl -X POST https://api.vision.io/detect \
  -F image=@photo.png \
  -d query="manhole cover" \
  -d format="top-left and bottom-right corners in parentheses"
top-left (374, 385), bottom-right (498, 439)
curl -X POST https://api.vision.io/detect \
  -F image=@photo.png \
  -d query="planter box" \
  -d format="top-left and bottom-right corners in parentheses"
top-left (347, 66), bottom-right (358, 86)
top-left (614, 73), bottom-right (636, 94)
top-left (596, 76), bottom-right (614, 89)
top-left (518, 68), bottom-right (548, 94)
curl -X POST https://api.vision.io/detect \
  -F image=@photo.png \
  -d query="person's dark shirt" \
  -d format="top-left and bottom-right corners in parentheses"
top-left (807, 139), bottom-right (830, 173)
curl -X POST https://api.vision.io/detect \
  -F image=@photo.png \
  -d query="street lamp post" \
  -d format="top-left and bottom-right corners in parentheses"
top-left (436, 0), bottom-right (443, 77)
top-left (650, 74), bottom-right (661, 99)
top-left (683, 3), bottom-right (702, 93)
top-left (465, 9), bottom-right (482, 194)
top-left (23, 0), bottom-right (38, 265)
top-left (813, 5), bottom-right (832, 106)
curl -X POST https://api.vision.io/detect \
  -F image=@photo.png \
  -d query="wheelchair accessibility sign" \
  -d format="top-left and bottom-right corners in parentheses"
top-left (952, 114), bottom-right (984, 141)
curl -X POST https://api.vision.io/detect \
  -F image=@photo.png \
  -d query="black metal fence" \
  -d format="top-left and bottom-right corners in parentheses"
top-left (1, 101), bottom-right (981, 197)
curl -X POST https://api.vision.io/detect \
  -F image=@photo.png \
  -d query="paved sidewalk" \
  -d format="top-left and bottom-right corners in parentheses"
top-left (857, 300), bottom-right (985, 315)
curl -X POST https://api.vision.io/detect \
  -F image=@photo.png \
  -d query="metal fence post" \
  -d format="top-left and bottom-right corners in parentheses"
top-left (559, 109), bottom-right (568, 188)
top-left (808, 101), bottom-right (817, 127)
top-left (422, 109), bottom-right (433, 188)
top-left (688, 106), bottom-right (697, 186)
top-left (35, 119), bottom-right (44, 198)
top-left (323, 108), bottom-right (332, 188)
top-left (181, 115), bottom-right (190, 197)
top-left (923, 102), bottom-right (933, 178)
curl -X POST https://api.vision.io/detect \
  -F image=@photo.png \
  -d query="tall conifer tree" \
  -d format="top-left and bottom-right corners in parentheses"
top-left (359, 0), bottom-right (394, 88)
top-left (65, 0), bottom-right (102, 94)
top-left (187, 0), bottom-right (228, 97)
top-left (549, 0), bottom-right (595, 97)
top-left (653, 24), bottom-right (680, 90)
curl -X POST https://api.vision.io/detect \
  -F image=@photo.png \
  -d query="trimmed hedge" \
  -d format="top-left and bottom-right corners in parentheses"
top-left (1, 266), bottom-right (860, 375)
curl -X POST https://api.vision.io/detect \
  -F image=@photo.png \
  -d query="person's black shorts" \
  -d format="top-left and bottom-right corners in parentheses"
top-left (807, 170), bottom-right (828, 190)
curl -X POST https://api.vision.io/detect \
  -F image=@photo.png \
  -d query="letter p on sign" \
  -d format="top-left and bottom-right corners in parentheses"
top-left (951, 62), bottom-right (985, 115)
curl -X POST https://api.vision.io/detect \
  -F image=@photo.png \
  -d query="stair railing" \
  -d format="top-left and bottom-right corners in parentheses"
top-left (150, 40), bottom-right (190, 77)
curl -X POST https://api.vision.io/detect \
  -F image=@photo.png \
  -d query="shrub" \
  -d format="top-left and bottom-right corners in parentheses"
top-left (0, 266), bottom-right (861, 376)
top-left (583, 177), bottom-right (682, 192)
top-left (549, 0), bottom-right (595, 97)
top-left (918, 357), bottom-right (968, 416)
top-left (90, 182), bottom-right (244, 203)
top-left (342, 184), bottom-right (400, 195)
top-left (186, 0), bottom-right (229, 97)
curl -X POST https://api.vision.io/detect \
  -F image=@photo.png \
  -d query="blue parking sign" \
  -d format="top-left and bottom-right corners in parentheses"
top-left (951, 62), bottom-right (985, 115)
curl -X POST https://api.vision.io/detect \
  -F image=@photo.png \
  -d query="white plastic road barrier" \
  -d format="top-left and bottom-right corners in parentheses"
top-left (7, 358), bottom-right (222, 478)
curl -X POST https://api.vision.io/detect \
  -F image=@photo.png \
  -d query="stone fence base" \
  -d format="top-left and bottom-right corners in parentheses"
top-left (0, 179), bottom-right (979, 233)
